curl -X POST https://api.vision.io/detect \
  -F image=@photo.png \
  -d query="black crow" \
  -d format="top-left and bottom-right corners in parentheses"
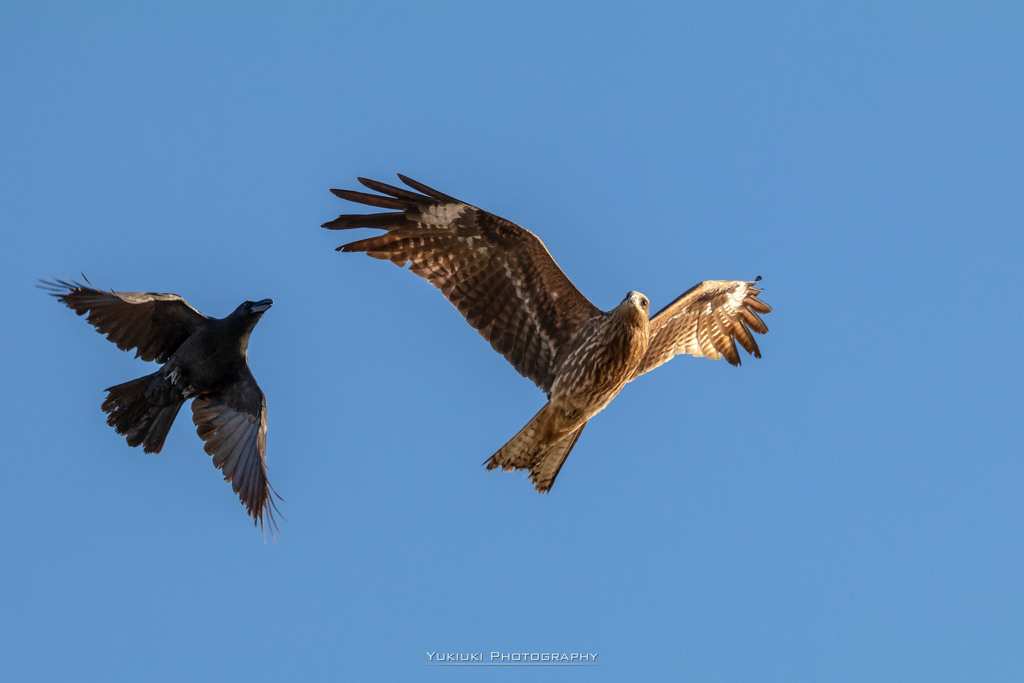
top-left (42, 277), bottom-right (280, 535)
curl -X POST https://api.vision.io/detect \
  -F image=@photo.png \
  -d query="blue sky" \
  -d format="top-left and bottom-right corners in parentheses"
top-left (3, 2), bottom-right (1023, 680)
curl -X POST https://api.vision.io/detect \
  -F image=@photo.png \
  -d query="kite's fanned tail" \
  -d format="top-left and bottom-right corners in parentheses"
top-left (485, 405), bottom-right (588, 493)
top-left (102, 372), bottom-right (185, 453)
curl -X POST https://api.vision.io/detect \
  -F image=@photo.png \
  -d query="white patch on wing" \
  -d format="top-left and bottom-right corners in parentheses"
top-left (726, 284), bottom-right (746, 310)
top-left (421, 202), bottom-right (466, 228)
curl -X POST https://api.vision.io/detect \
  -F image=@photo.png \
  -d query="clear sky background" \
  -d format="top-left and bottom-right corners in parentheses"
top-left (3, 2), bottom-right (1022, 681)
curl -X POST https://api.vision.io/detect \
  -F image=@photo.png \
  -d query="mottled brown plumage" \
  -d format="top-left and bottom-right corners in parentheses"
top-left (42, 277), bottom-right (280, 535)
top-left (324, 175), bottom-right (772, 493)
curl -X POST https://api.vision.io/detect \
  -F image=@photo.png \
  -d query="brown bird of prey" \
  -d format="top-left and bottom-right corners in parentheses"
top-left (42, 277), bottom-right (279, 534)
top-left (323, 175), bottom-right (772, 493)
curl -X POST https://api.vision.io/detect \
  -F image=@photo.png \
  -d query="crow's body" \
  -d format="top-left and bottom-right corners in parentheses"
top-left (43, 277), bottom-right (279, 534)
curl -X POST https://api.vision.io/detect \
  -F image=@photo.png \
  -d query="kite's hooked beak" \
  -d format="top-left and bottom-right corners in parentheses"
top-left (251, 299), bottom-right (273, 313)
top-left (624, 291), bottom-right (648, 311)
